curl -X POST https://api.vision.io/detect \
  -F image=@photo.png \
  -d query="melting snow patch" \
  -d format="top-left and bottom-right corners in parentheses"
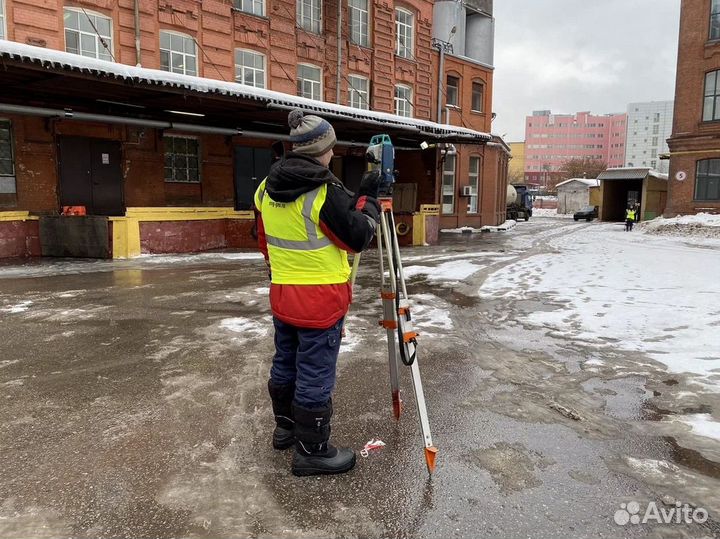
top-left (220, 317), bottom-right (267, 339)
top-left (481, 220), bottom-right (517, 232)
top-left (403, 260), bottom-right (482, 282)
top-left (677, 414), bottom-right (720, 441)
top-left (1, 300), bottom-right (32, 313)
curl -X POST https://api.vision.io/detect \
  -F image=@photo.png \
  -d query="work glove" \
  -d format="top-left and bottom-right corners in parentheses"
top-left (358, 170), bottom-right (382, 199)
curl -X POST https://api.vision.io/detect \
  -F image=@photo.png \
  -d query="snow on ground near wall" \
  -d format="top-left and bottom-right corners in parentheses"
top-left (639, 212), bottom-right (720, 240)
top-left (441, 220), bottom-right (517, 234)
top-left (532, 208), bottom-right (574, 218)
top-left (480, 223), bottom-right (720, 386)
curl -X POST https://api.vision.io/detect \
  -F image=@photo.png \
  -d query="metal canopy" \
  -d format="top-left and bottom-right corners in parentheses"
top-left (0, 41), bottom-right (491, 146)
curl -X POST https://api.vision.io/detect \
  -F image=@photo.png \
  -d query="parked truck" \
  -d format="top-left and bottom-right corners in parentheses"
top-left (506, 184), bottom-right (533, 221)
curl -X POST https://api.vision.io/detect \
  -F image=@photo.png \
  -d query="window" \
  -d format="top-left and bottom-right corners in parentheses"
top-left (704, 70), bottom-right (720, 121)
top-left (441, 154), bottom-right (456, 214)
top-left (348, 74), bottom-right (369, 109)
top-left (652, 137), bottom-right (658, 146)
top-left (160, 31), bottom-right (197, 76)
top-left (394, 84), bottom-right (413, 117)
top-left (297, 64), bottom-right (322, 100)
top-left (446, 75), bottom-right (459, 107)
top-left (711, 0), bottom-right (720, 40)
top-left (0, 120), bottom-right (16, 195)
top-left (395, 8), bottom-right (414, 59)
top-left (235, 49), bottom-right (266, 88)
top-left (653, 112), bottom-right (661, 123)
top-left (234, 0), bottom-right (264, 17)
top-left (297, 0), bottom-right (321, 33)
top-left (349, 0), bottom-right (369, 47)
top-left (0, 0), bottom-right (5, 40)
top-left (468, 156), bottom-right (480, 214)
top-left (164, 136), bottom-right (200, 183)
top-left (695, 159), bottom-right (720, 200)
top-left (652, 124), bottom-right (659, 135)
top-left (64, 8), bottom-right (113, 61)
top-left (471, 82), bottom-right (484, 112)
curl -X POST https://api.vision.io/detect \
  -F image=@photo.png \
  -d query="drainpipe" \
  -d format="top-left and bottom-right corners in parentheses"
top-left (134, 0), bottom-right (141, 66)
top-left (336, 0), bottom-right (342, 104)
top-left (436, 46), bottom-right (445, 123)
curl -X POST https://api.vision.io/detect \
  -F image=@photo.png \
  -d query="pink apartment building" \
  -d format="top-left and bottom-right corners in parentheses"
top-left (524, 110), bottom-right (627, 185)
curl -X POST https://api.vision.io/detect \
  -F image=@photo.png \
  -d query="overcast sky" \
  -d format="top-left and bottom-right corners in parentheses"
top-left (491, 0), bottom-right (681, 141)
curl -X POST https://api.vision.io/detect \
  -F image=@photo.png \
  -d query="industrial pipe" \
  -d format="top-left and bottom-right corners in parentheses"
top-left (134, 0), bottom-right (141, 66)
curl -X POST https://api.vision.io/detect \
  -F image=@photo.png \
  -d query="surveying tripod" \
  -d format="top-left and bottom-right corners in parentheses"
top-left (351, 193), bottom-right (438, 475)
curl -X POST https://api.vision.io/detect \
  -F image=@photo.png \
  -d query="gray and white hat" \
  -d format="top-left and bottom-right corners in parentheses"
top-left (287, 109), bottom-right (337, 157)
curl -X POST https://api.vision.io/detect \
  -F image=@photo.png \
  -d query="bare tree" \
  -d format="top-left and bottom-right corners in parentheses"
top-left (558, 157), bottom-right (607, 183)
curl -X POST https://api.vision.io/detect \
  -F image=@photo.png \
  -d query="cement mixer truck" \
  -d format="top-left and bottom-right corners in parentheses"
top-left (506, 184), bottom-right (533, 221)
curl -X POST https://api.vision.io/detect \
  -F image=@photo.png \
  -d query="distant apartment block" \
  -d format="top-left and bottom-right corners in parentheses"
top-left (625, 101), bottom-right (674, 173)
top-left (524, 110), bottom-right (627, 185)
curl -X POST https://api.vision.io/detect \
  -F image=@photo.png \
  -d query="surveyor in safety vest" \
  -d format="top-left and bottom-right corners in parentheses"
top-left (254, 109), bottom-right (382, 476)
top-left (625, 206), bottom-right (636, 232)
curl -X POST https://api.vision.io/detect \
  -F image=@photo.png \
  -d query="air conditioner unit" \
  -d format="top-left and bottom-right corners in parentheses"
top-left (462, 185), bottom-right (473, 196)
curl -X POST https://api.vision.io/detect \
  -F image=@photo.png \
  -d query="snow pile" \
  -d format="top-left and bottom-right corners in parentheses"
top-left (532, 208), bottom-right (574, 218)
top-left (481, 220), bottom-right (517, 232)
top-left (403, 259), bottom-right (482, 282)
top-left (639, 213), bottom-right (720, 240)
top-left (440, 226), bottom-right (477, 234)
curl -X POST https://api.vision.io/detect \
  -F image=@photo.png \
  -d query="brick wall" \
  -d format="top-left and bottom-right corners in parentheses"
top-left (667, 0), bottom-right (720, 215)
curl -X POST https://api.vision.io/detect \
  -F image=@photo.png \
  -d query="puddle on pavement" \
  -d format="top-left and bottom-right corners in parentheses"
top-left (582, 376), bottom-right (649, 421)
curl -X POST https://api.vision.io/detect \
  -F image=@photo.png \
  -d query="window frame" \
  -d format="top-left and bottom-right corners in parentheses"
top-left (703, 69), bottom-right (720, 122)
top-left (297, 63), bottom-right (323, 101)
top-left (234, 0), bottom-right (265, 17)
top-left (0, 0), bottom-right (6, 41)
top-left (164, 135), bottom-right (201, 184)
top-left (235, 48), bottom-right (267, 89)
top-left (446, 75), bottom-right (460, 107)
top-left (467, 155), bottom-right (481, 214)
top-left (441, 153), bottom-right (456, 215)
top-left (711, 0), bottom-right (720, 40)
top-left (63, 7), bottom-right (114, 62)
top-left (297, 0), bottom-right (322, 34)
top-left (348, 74), bottom-right (370, 110)
top-left (394, 84), bottom-right (413, 118)
top-left (349, 0), bottom-right (370, 47)
top-left (471, 81), bottom-right (485, 113)
top-left (695, 159), bottom-right (720, 201)
top-left (0, 119), bottom-right (16, 195)
top-left (159, 30), bottom-right (198, 76)
top-left (395, 8), bottom-right (414, 59)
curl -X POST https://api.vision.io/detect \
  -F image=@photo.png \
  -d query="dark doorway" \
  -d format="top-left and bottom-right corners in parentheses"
top-left (58, 137), bottom-right (124, 216)
top-left (234, 146), bottom-right (273, 210)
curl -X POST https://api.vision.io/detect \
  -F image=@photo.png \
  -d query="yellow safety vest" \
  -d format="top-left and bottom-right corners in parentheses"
top-left (626, 209), bottom-right (636, 220)
top-left (254, 179), bottom-right (350, 285)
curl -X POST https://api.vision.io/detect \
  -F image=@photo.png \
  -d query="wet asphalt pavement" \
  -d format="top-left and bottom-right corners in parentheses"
top-left (0, 219), bottom-right (719, 539)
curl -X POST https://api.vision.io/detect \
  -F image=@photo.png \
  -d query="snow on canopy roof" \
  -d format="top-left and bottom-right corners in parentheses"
top-left (555, 178), bottom-right (600, 188)
top-left (0, 40), bottom-right (491, 143)
top-left (597, 168), bottom-right (669, 181)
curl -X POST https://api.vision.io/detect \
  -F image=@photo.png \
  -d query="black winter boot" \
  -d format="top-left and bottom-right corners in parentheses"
top-left (291, 401), bottom-right (356, 477)
top-left (268, 380), bottom-right (295, 450)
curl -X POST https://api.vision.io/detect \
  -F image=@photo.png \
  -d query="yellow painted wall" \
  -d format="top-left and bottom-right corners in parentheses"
top-left (508, 142), bottom-right (526, 183)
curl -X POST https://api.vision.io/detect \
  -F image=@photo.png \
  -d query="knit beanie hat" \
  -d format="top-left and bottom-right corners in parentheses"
top-left (287, 109), bottom-right (337, 157)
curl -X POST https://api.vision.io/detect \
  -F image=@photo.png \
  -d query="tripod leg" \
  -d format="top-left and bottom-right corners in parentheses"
top-left (386, 211), bottom-right (437, 474)
top-left (379, 209), bottom-right (402, 420)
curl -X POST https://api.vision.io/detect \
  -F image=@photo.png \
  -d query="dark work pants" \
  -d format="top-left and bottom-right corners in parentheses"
top-left (270, 317), bottom-right (344, 409)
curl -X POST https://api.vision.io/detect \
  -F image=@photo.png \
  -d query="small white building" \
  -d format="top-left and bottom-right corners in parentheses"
top-left (556, 178), bottom-right (600, 214)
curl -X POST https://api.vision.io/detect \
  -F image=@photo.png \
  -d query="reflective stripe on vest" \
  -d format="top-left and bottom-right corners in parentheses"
top-left (254, 179), bottom-right (350, 286)
top-left (264, 189), bottom-right (332, 251)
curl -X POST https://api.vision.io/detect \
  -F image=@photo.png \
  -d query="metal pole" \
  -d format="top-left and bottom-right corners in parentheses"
top-left (134, 0), bottom-right (141, 66)
top-left (436, 46), bottom-right (445, 123)
top-left (336, 0), bottom-right (342, 105)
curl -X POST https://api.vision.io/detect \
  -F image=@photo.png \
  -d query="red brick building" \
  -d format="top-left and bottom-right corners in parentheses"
top-left (0, 0), bottom-right (507, 259)
top-left (666, 0), bottom-right (720, 215)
